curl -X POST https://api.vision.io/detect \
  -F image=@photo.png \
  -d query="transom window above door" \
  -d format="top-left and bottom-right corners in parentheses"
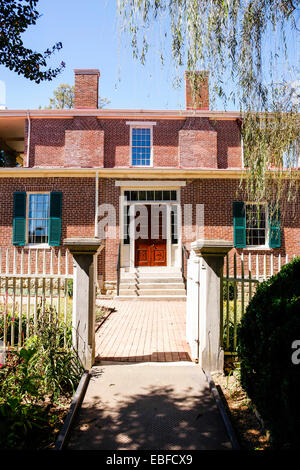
top-left (124, 190), bottom-right (178, 202)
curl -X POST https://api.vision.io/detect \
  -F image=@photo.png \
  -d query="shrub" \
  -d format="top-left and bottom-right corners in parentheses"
top-left (0, 313), bottom-right (33, 347)
top-left (0, 306), bottom-right (83, 449)
top-left (239, 257), bottom-right (300, 448)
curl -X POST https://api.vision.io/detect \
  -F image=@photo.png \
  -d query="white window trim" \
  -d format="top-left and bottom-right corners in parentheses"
top-left (129, 124), bottom-right (154, 168)
top-left (115, 181), bottom-right (186, 187)
top-left (126, 121), bottom-right (156, 126)
top-left (244, 202), bottom-right (269, 250)
top-left (25, 191), bottom-right (50, 247)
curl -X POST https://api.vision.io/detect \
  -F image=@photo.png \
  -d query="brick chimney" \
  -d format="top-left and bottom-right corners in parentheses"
top-left (74, 69), bottom-right (100, 109)
top-left (185, 71), bottom-right (209, 110)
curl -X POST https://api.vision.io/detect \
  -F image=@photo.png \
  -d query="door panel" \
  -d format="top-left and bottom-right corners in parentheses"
top-left (135, 205), bottom-right (167, 267)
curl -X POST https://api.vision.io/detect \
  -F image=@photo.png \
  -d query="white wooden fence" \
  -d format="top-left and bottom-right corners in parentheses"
top-left (222, 252), bottom-right (299, 354)
top-left (0, 247), bottom-right (73, 349)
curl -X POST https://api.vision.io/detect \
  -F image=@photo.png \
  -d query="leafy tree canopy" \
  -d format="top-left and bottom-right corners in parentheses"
top-left (117, 0), bottom-right (300, 209)
top-left (45, 83), bottom-right (110, 109)
top-left (0, 0), bottom-right (64, 82)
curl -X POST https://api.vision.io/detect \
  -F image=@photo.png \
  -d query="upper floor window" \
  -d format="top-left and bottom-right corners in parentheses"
top-left (131, 127), bottom-right (152, 166)
top-left (28, 193), bottom-right (50, 244)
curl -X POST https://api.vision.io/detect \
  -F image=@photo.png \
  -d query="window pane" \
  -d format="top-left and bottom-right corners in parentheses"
top-left (146, 191), bottom-right (154, 201)
top-left (155, 190), bottom-right (162, 201)
top-left (246, 204), bottom-right (266, 246)
top-left (28, 193), bottom-right (50, 244)
top-left (131, 128), bottom-right (151, 166)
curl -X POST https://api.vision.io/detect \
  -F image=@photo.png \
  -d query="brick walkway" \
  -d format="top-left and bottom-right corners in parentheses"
top-left (95, 300), bottom-right (191, 362)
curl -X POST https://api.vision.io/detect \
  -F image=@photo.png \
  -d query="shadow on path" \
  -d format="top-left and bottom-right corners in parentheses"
top-left (67, 365), bottom-right (231, 450)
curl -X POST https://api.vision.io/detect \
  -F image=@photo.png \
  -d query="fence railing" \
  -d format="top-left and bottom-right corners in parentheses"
top-left (222, 252), bottom-right (298, 356)
top-left (0, 247), bottom-right (73, 350)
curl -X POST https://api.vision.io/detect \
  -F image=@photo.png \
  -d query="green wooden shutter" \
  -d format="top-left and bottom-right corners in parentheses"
top-left (13, 192), bottom-right (26, 246)
top-left (233, 202), bottom-right (246, 248)
top-left (269, 205), bottom-right (281, 248)
top-left (49, 192), bottom-right (62, 246)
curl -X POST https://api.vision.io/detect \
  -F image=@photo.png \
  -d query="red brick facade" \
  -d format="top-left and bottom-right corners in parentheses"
top-left (74, 69), bottom-right (100, 109)
top-left (0, 69), bottom-right (299, 292)
top-left (0, 176), bottom-right (299, 284)
top-left (25, 117), bottom-right (242, 169)
top-left (185, 71), bottom-right (209, 110)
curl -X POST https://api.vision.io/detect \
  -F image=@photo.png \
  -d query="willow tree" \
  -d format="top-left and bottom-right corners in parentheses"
top-left (117, 0), bottom-right (300, 212)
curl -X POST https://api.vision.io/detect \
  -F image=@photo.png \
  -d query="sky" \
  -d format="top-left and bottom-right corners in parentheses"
top-left (0, 0), bottom-right (298, 111)
top-left (0, 0), bottom-right (188, 111)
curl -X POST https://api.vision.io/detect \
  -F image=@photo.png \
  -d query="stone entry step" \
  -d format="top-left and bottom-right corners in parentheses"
top-left (117, 268), bottom-right (186, 299)
top-left (116, 295), bottom-right (187, 301)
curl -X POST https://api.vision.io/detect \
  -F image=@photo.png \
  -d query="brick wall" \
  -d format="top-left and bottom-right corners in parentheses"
top-left (0, 177), bottom-right (95, 273)
top-left (185, 71), bottom-right (209, 110)
top-left (1, 177), bottom-right (299, 284)
top-left (26, 117), bottom-right (242, 169)
top-left (179, 118), bottom-right (217, 167)
top-left (74, 69), bottom-right (99, 109)
top-left (181, 179), bottom-right (300, 271)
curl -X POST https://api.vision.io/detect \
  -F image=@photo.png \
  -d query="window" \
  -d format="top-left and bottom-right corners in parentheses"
top-left (245, 204), bottom-right (267, 247)
top-left (124, 190), bottom-right (177, 202)
top-left (13, 191), bottom-right (62, 247)
top-left (122, 190), bottom-right (179, 245)
top-left (131, 127), bottom-right (152, 166)
top-left (171, 206), bottom-right (178, 244)
top-left (27, 193), bottom-right (50, 244)
top-left (233, 201), bottom-right (281, 249)
top-left (123, 205), bottom-right (130, 245)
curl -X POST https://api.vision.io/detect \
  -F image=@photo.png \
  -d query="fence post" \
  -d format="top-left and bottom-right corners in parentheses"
top-left (63, 238), bottom-right (104, 370)
top-left (190, 239), bottom-right (233, 372)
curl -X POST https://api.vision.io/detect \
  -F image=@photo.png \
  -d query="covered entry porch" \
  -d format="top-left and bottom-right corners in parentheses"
top-left (117, 180), bottom-right (185, 270)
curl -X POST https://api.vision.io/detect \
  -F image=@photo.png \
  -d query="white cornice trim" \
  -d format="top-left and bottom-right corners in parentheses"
top-left (0, 167), bottom-right (298, 179)
top-left (0, 109), bottom-right (242, 120)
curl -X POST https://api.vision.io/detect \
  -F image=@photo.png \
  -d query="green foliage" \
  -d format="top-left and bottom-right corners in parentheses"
top-left (239, 257), bottom-right (300, 448)
top-left (0, 0), bottom-right (64, 82)
top-left (0, 306), bottom-right (83, 449)
top-left (223, 281), bottom-right (235, 301)
top-left (0, 313), bottom-right (32, 346)
top-left (44, 83), bottom-right (110, 109)
top-left (67, 278), bottom-right (73, 298)
top-left (46, 84), bottom-right (74, 109)
top-left (117, 1), bottom-right (299, 209)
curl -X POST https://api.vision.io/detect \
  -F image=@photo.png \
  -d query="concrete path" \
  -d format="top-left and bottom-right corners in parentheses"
top-left (67, 363), bottom-right (231, 450)
top-left (95, 300), bottom-right (191, 363)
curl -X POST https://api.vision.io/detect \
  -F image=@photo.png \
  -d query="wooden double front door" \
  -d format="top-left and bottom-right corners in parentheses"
top-left (134, 205), bottom-right (167, 267)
